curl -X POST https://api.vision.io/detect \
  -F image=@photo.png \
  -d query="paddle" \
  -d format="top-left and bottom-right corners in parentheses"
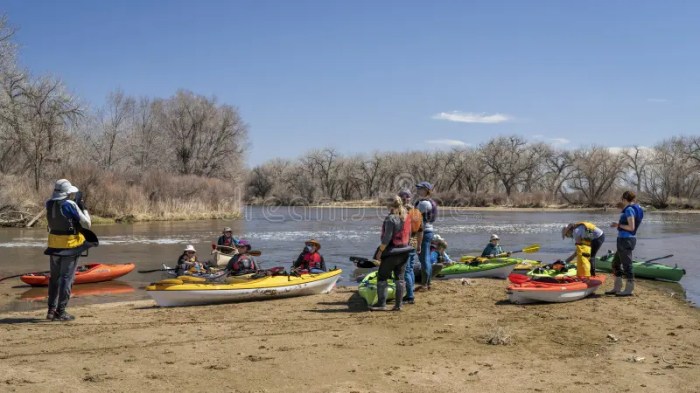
top-left (643, 254), bottom-right (673, 264)
top-left (461, 243), bottom-right (540, 263)
top-left (0, 270), bottom-right (49, 282)
top-left (138, 250), bottom-right (263, 273)
top-left (498, 244), bottom-right (540, 256)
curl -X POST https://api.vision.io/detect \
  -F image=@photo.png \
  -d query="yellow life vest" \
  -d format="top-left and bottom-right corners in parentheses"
top-left (48, 232), bottom-right (86, 249)
top-left (573, 221), bottom-right (598, 246)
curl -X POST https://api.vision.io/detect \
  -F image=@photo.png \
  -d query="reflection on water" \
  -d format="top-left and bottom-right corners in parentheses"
top-left (20, 281), bottom-right (135, 302)
top-left (0, 207), bottom-right (698, 311)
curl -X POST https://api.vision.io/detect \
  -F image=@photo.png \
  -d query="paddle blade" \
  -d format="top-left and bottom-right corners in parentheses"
top-left (508, 273), bottom-right (530, 284)
top-left (521, 244), bottom-right (540, 254)
top-left (248, 250), bottom-right (262, 257)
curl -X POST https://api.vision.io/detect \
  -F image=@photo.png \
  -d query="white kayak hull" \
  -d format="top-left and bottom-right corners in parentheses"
top-left (147, 274), bottom-right (341, 307)
top-left (508, 283), bottom-right (602, 304)
top-left (440, 264), bottom-right (516, 279)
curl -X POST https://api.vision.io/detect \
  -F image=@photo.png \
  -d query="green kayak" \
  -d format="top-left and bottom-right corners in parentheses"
top-left (439, 258), bottom-right (519, 279)
top-left (358, 271), bottom-right (396, 306)
top-left (596, 252), bottom-right (685, 282)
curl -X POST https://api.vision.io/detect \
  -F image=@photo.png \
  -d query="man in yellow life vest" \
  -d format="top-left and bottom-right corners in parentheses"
top-left (562, 222), bottom-right (605, 277)
top-left (44, 179), bottom-right (96, 321)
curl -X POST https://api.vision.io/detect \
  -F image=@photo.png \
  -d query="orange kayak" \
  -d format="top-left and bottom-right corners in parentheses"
top-left (507, 275), bottom-right (606, 304)
top-left (20, 263), bottom-right (136, 287)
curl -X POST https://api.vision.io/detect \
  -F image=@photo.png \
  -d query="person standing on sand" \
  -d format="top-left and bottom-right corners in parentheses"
top-left (398, 190), bottom-right (423, 305)
top-left (415, 182), bottom-right (437, 290)
top-left (606, 191), bottom-right (644, 296)
top-left (562, 222), bottom-right (605, 276)
top-left (370, 196), bottom-right (414, 311)
top-left (44, 179), bottom-right (94, 321)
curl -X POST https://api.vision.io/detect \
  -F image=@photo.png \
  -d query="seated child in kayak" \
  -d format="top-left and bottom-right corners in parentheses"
top-left (293, 239), bottom-right (326, 273)
top-left (176, 244), bottom-right (206, 275)
top-left (481, 234), bottom-right (511, 257)
top-left (430, 236), bottom-right (453, 265)
top-left (225, 240), bottom-right (258, 275)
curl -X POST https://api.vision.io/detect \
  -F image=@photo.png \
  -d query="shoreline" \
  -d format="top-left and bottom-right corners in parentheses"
top-left (1, 279), bottom-right (698, 392)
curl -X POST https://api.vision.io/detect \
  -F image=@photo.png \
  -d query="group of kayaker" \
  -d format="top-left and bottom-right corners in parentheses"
top-left (41, 176), bottom-right (645, 320)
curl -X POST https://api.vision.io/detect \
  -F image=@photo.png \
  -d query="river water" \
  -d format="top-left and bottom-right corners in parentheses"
top-left (0, 207), bottom-right (697, 312)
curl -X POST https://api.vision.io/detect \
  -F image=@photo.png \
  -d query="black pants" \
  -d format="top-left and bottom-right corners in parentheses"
top-left (589, 234), bottom-right (605, 276)
top-left (613, 237), bottom-right (636, 279)
top-left (377, 252), bottom-right (409, 285)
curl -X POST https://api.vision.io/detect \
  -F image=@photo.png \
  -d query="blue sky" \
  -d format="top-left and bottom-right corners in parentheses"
top-left (4, 0), bottom-right (699, 165)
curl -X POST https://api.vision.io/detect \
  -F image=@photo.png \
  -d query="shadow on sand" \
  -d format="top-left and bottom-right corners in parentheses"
top-left (306, 292), bottom-right (368, 313)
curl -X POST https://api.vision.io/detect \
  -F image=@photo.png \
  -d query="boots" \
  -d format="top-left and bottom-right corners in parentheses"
top-left (369, 281), bottom-right (389, 311)
top-left (605, 277), bottom-right (623, 295)
top-left (616, 279), bottom-right (635, 297)
top-left (393, 281), bottom-right (405, 311)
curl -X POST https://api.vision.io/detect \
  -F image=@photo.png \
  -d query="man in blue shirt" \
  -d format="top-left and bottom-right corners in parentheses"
top-left (606, 191), bottom-right (644, 296)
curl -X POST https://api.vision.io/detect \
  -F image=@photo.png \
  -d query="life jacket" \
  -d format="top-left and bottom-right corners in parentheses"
top-left (302, 252), bottom-right (324, 270)
top-left (414, 199), bottom-right (438, 224)
top-left (218, 235), bottom-right (236, 247)
top-left (231, 254), bottom-right (257, 272)
top-left (619, 204), bottom-right (644, 236)
top-left (46, 200), bottom-right (85, 250)
top-left (573, 221), bottom-right (599, 246)
top-left (407, 207), bottom-right (423, 234)
top-left (392, 216), bottom-right (411, 247)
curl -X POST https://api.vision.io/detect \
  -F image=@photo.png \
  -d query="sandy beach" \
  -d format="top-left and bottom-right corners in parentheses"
top-left (1, 278), bottom-right (698, 393)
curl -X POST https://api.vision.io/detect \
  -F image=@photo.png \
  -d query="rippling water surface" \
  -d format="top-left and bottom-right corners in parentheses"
top-left (0, 207), bottom-right (696, 311)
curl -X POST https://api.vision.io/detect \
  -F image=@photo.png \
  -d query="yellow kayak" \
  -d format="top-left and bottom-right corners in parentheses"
top-left (460, 255), bottom-right (540, 270)
top-left (146, 269), bottom-right (342, 307)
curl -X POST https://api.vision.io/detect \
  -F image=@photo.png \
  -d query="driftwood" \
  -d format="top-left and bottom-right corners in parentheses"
top-left (0, 207), bottom-right (45, 228)
top-left (26, 209), bottom-right (46, 228)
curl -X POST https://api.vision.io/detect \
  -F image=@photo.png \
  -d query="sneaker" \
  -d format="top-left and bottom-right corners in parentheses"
top-left (46, 309), bottom-right (56, 320)
top-left (52, 312), bottom-right (76, 321)
top-left (391, 306), bottom-right (402, 311)
top-left (403, 298), bottom-right (415, 304)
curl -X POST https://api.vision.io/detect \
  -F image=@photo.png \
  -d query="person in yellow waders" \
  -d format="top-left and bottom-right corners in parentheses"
top-left (562, 222), bottom-right (605, 277)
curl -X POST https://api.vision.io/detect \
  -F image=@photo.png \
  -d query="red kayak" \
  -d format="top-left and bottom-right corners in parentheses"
top-left (20, 263), bottom-right (136, 287)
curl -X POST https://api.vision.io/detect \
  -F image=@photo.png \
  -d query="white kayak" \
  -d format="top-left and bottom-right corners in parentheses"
top-left (146, 270), bottom-right (342, 307)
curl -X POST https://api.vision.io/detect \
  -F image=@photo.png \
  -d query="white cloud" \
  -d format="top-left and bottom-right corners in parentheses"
top-left (549, 137), bottom-right (571, 146)
top-left (426, 139), bottom-right (470, 147)
top-left (432, 111), bottom-right (511, 124)
top-left (647, 98), bottom-right (669, 103)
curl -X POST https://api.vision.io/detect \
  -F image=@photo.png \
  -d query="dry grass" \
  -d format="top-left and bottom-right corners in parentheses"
top-left (0, 169), bottom-right (243, 225)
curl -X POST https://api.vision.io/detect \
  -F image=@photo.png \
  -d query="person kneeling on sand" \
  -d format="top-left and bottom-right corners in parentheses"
top-left (430, 236), bottom-right (453, 265)
top-left (293, 239), bottom-right (326, 273)
top-left (176, 245), bottom-right (206, 275)
top-left (481, 234), bottom-right (511, 257)
top-left (226, 240), bottom-right (258, 275)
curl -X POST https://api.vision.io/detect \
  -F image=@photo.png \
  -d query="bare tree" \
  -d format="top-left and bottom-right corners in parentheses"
top-left (303, 148), bottom-right (343, 200)
top-left (480, 136), bottom-right (535, 196)
top-left (567, 146), bottom-right (625, 206)
top-left (157, 90), bottom-right (247, 178)
top-left (622, 146), bottom-right (650, 194)
top-left (543, 149), bottom-right (573, 198)
top-left (0, 74), bottom-right (81, 190)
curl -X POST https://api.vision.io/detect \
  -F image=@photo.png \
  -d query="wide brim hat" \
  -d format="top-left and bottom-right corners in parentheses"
top-left (305, 239), bottom-right (321, 250)
top-left (184, 245), bottom-right (197, 252)
top-left (223, 227), bottom-right (232, 233)
top-left (490, 234), bottom-right (500, 241)
top-left (51, 179), bottom-right (79, 200)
